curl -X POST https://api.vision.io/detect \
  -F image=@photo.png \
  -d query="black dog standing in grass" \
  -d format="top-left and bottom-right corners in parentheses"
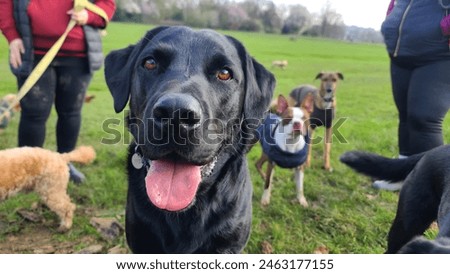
top-left (104, 26), bottom-right (275, 253)
top-left (340, 145), bottom-right (450, 254)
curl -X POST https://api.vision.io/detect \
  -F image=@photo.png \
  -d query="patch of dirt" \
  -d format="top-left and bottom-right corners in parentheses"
top-left (0, 226), bottom-right (98, 254)
top-left (0, 205), bottom-right (128, 254)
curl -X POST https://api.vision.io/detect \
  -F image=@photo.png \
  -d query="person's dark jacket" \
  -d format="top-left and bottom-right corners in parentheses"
top-left (381, 0), bottom-right (450, 57)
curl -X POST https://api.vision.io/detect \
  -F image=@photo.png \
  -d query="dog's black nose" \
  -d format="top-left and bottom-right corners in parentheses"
top-left (326, 88), bottom-right (333, 93)
top-left (152, 94), bottom-right (202, 131)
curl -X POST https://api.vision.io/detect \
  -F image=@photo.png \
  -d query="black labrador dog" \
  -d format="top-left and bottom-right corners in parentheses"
top-left (340, 145), bottom-right (450, 253)
top-left (104, 26), bottom-right (275, 253)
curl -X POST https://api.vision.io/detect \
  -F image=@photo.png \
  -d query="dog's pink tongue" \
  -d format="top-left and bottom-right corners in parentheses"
top-left (145, 160), bottom-right (201, 211)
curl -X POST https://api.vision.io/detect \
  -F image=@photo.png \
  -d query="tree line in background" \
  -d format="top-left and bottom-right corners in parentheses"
top-left (113, 0), bottom-right (383, 43)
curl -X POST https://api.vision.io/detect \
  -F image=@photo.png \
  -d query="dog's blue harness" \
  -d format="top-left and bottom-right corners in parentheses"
top-left (257, 113), bottom-right (309, 169)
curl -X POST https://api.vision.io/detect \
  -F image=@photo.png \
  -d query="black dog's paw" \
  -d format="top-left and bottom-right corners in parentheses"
top-left (398, 236), bottom-right (450, 254)
top-left (339, 151), bottom-right (362, 165)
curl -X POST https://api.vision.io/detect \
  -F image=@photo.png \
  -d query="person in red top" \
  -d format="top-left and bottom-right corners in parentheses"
top-left (0, 0), bottom-right (116, 183)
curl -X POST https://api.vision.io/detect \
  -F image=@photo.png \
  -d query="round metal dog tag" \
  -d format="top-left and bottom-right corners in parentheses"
top-left (131, 153), bottom-right (144, 169)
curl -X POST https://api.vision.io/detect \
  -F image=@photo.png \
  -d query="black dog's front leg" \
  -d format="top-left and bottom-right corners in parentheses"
top-left (386, 184), bottom-right (439, 253)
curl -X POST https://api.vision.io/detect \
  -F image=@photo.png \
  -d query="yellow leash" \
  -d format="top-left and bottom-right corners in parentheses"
top-left (0, 0), bottom-right (108, 120)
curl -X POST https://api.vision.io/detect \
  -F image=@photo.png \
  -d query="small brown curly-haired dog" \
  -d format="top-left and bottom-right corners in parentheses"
top-left (0, 146), bottom-right (96, 231)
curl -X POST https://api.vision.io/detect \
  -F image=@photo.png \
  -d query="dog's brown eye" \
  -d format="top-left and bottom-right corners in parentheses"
top-left (217, 68), bottom-right (232, 81)
top-left (144, 58), bottom-right (157, 70)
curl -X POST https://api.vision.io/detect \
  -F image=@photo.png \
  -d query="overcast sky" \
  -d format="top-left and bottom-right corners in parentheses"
top-left (273, 0), bottom-right (390, 30)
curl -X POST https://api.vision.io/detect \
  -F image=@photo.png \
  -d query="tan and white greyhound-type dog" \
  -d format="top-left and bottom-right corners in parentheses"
top-left (289, 72), bottom-right (344, 172)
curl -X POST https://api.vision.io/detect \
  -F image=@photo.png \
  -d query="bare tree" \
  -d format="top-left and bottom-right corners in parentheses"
top-left (218, 3), bottom-right (250, 30)
top-left (318, 1), bottom-right (346, 39)
top-left (282, 5), bottom-right (312, 35)
top-left (261, 1), bottom-right (282, 33)
top-left (239, 0), bottom-right (263, 19)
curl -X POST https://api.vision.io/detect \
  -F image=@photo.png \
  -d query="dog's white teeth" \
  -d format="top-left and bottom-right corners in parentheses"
top-left (201, 156), bottom-right (218, 178)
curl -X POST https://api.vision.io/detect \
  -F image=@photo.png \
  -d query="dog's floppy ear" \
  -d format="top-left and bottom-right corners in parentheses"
top-left (337, 72), bottom-right (344, 80)
top-left (315, 72), bottom-right (323, 80)
top-left (104, 26), bottom-right (170, 113)
top-left (104, 45), bottom-right (136, 113)
top-left (242, 56), bottom-right (275, 121)
top-left (226, 36), bottom-right (275, 149)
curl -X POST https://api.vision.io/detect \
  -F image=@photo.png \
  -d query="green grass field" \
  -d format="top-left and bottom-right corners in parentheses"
top-left (0, 22), bottom-right (448, 253)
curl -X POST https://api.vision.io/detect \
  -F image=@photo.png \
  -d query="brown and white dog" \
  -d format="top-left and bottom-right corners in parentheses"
top-left (255, 94), bottom-right (314, 207)
top-left (289, 72), bottom-right (344, 172)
